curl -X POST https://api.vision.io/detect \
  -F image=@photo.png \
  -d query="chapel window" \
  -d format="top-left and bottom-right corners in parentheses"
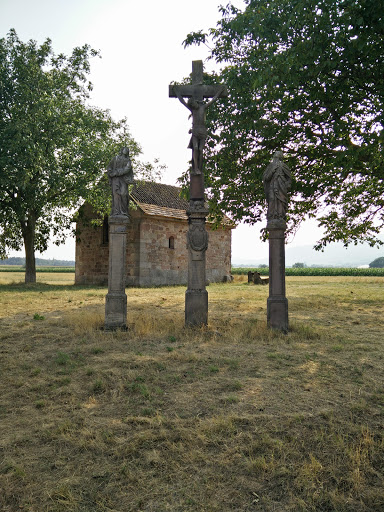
top-left (102, 216), bottom-right (109, 245)
top-left (169, 236), bottom-right (175, 249)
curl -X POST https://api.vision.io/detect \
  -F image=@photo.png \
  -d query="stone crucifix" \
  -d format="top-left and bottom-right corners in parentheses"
top-left (169, 61), bottom-right (228, 326)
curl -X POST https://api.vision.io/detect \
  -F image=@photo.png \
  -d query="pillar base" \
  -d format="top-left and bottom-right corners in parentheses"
top-left (185, 290), bottom-right (208, 327)
top-left (105, 292), bottom-right (127, 330)
top-left (267, 297), bottom-right (288, 333)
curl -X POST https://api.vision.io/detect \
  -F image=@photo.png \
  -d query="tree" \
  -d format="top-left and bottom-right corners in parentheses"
top-left (369, 256), bottom-right (384, 268)
top-left (183, 0), bottom-right (384, 248)
top-left (292, 262), bottom-right (306, 268)
top-left (0, 30), bottom-right (146, 283)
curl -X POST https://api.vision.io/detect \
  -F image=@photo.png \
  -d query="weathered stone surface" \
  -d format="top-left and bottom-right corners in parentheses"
top-left (267, 226), bottom-right (288, 332)
top-left (105, 216), bottom-right (129, 331)
top-left (185, 208), bottom-right (209, 325)
top-left (267, 297), bottom-right (288, 331)
top-left (169, 61), bottom-right (228, 327)
top-left (264, 152), bottom-right (290, 333)
top-left (107, 147), bottom-right (134, 217)
top-left (263, 151), bottom-right (291, 222)
top-left (185, 290), bottom-right (208, 326)
top-left (170, 60), bottom-right (227, 176)
top-left (248, 271), bottom-right (269, 285)
top-left (105, 293), bottom-right (127, 330)
top-left (76, 204), bottom-right (232, 287)
top-left (75, 182), bottom-right (233, 288)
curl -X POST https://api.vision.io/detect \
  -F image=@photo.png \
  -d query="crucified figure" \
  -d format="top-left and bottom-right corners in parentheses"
top-left (173, 85), bottom-right (225, 175)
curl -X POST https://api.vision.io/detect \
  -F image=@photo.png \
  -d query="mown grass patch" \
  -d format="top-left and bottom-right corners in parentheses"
top-left (0, 273), bottom-right (383, 511)
top-left (0, 265), bottom-right (75, 272)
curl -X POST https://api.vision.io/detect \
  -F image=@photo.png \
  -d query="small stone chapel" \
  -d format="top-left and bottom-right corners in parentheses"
top-left (75, 181), bottom-right (234, 287)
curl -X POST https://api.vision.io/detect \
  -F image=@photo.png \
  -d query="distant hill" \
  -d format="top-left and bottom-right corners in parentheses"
top-left (0, 257), bottom-right (75, 267)
top-left (233, 240), bottom-right (384, 268)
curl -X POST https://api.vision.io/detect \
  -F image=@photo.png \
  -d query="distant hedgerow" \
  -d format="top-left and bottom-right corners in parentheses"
top-left (231, 267), bottom-right (384, 277)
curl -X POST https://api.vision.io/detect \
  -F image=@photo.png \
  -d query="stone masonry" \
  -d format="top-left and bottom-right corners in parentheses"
top-left (75, 182), bottom-right (233, 287)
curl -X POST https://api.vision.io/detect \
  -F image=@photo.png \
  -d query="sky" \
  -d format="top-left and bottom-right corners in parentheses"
top-left (1, 0), bottom-right (325, 263)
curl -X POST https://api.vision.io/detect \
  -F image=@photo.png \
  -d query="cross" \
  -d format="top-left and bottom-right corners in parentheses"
top-left (169, 60), bottom-right (228, 102)
top-left (169, 60), bottom-right (228, 180)
top-left (169, 61), bottom-right (228, 327)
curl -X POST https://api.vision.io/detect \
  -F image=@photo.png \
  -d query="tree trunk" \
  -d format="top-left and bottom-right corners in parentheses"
top-left (22, 216), bottom-right (36, 284)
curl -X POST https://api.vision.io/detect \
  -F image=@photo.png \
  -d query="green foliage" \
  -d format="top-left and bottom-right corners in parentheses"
top-left (33, 313), bottom-right (45, 321)
top-left (0, 30), bottom-right (159, 283)
top-left (55, 352), bottom-right (71, 366)
top-left (184, 1), bottom-right (384, 248)
top-left (292, 262), bottom-right (306, 268)
top-left (231, 267), bottom-right (384, 277)
top-left (369, 256), bottom-right (384, 268)
top-left (92, 379), bottom-right (106, 394)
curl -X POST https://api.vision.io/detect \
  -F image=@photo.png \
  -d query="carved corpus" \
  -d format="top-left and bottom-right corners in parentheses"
top-left (169, 60), bottom-right (227, 181)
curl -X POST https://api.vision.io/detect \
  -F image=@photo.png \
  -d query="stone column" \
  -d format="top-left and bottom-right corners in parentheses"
top-left (185, 177), bottom-right (209, 326)
top-left (105, 215), bottom-right (129, 330)
top-left (263, 151), bottom-right (291, 333)
top-left (267, 219), bottom-right (288, 333)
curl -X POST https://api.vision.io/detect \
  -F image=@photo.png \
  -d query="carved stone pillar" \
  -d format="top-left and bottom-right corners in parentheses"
top-left (185, 199), bottom-right (209, 326)
top-left (105, 215), bottom-right (129, 330)
top-left (267, 219), bottom-right (288, 333)
top-left (263, 151), bottom-right (291, 333)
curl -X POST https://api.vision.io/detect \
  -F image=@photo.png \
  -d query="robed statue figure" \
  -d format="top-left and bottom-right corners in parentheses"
top-left (107, 147), bottom-right (134, 216)
top-left (263, 151), bottom-right (291, 221)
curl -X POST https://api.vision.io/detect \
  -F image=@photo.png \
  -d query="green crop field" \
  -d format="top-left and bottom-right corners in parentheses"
top-left (0, 266), bottom-right (75, 273)
top-left (232, 266), bottom-right (384, 277)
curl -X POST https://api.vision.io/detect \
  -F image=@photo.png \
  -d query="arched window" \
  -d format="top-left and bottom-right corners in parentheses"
top-left (168, 236), bottom-right (175, 249)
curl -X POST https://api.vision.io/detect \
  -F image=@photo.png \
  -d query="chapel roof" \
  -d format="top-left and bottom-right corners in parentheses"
top-left (130, 181), bottom-right (189, 221)
top-left (129, 181), bottom-right (233, 226)
top-left (130, 181), bottom-right (189, 211)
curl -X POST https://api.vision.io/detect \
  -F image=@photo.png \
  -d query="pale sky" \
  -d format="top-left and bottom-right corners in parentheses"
top-left (1, 0), bottom-right (324, 263)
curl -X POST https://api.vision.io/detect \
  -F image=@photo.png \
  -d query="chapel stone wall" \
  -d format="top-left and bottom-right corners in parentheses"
top-left (75, 205), bottom-right (232, 287)
top-left (75, 205), bottom-right (141, 286)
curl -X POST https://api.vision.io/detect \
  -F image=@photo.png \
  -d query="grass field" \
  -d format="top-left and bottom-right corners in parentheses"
top-left (1, 273), bottom-right (383, 511)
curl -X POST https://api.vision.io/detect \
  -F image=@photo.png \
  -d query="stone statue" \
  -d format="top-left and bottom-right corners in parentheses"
top-left (173, 85), bottom-right (225, 174)
top-left (107, 147), bottom-right (134, 216)
top-left (263, 151), bottom-right (291, 221)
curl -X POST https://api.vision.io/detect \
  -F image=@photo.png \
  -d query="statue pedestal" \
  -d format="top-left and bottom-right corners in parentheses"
top-left (185, 203), bottom-right (208, 327)
top-left (185, 289), bottom-right (208, 326)
top-left (105, 215), bottom-right (129, 330)
top-left (267, 220), bottom-right (288, 333)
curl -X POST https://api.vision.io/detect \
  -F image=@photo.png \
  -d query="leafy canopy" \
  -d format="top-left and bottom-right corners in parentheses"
top-left (184, 0), bottom-right (384, 247)
top-left (0, 30), bottom-right (154, 265)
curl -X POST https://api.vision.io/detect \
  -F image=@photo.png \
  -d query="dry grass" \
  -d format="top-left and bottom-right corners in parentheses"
top-left (0, 273), bottom-right (383, 511)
